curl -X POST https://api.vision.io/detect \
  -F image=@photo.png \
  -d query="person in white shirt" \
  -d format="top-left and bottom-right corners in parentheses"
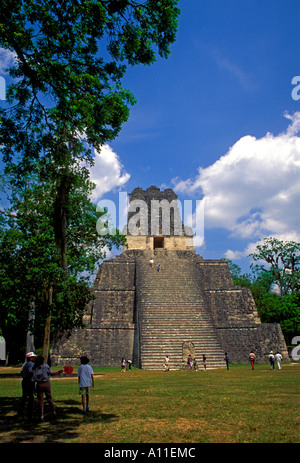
top-left (164, 355), bottom-right (170, 371)
top-left (275, 352), bottom-right (282, 370)
top-left (78, 356), bottom-right (94, 413)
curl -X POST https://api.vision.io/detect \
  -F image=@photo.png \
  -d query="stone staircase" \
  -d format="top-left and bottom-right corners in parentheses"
top-left (135, 250), bottom-right (226, 369)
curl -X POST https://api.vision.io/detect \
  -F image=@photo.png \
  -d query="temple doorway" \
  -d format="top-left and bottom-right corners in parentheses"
top-left (153, 236), bottom-right (164, 249)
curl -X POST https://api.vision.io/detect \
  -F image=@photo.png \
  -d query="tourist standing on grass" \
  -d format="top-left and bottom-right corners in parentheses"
top-left (193, 357), bottom-right (198, 371)
top-left (187, 354), bottom-right (193, 370)
top-left (224, 352), bottom-right (229, 370)
top-left (275, 352), bottom-right (282, 370)
top-left (202, 354), bottom-right (207, 370)
top-left (18, 352), bottom-right (37, 420)
top-left (127, 359), bottom-right (132, 370)
top-left (32, 355), bottom-right (63, 421)
top-left (268, 351), bottom-right (275, 370)
top-left (249, 351), bottom-right (256, 370)
top-left (121, 357), bottom-right (126, 372)
top-left (164, 355), bottom-right (170, 371)
top-left (78, 356), bottom-right (94, 414)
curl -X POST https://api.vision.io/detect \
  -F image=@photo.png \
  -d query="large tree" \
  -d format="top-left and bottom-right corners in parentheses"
top-left (0, 0), bottom-right (180, 267)
top-left (0, 1), bottom-right (180, 360)
top-left (249, 237), bottom-right (300, 298)
top-left (0, 169), bottom-right (124, 361)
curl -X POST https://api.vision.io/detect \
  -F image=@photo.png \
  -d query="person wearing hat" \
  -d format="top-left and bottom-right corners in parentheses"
top-left (268, 351), bottom-right (275, 370)
top-left (32, 355), bottom-right (63, 421)
top-left (18, 352), bottom-right (37, 420)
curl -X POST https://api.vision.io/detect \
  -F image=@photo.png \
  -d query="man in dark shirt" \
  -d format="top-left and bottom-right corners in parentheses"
top-left (18, 352), bottom-right (37, 420)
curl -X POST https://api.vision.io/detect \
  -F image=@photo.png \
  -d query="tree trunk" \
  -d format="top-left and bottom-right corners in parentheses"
top-left (54, 181), bottom-right (69, 271)
top-left (26, 299), bottom-right (36, 354)
top-left (42, 285), bottom-right (53, 362)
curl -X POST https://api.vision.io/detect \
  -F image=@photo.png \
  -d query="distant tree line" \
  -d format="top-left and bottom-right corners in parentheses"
top-left (226, 237), bottom-right (300, 346)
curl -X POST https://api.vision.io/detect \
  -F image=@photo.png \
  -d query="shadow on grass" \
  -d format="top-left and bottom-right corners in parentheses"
top-left (0, 396), bottom-right (119, 443)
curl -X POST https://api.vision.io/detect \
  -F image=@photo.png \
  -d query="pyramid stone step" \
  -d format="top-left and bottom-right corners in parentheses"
top-left (135, 251), bottom-right (226, 369)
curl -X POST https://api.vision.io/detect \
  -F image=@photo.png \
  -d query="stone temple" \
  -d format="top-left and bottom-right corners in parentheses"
top-left (51, 186), bottom-right (289, 369)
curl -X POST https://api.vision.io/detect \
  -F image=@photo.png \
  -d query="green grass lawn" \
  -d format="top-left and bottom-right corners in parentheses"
top-left (0, 363), bottom-right (299, 443)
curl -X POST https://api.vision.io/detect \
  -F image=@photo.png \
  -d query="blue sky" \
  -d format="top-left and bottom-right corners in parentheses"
top-left (89, 0), bottom-right (300, 273)
top-left (1, 1), bottom-right (300, 274)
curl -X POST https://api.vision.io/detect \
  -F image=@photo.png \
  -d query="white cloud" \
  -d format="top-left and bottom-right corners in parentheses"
top-left (224, 249), bottom-right (245, 261)
top-left (173, 112), bottom-right (300, 256)
top-left (89, 144), bottom-right (130, 201)
top-left (224, 241), bottom-right (259, 261)
top-left (0, 48), bottom-right (16, 74)
top-left (284, 111), bottom-right (300, 136)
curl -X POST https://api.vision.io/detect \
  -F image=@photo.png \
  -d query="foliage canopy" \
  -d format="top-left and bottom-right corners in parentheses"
top-left (0, 0), bottom-right (180, 361)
